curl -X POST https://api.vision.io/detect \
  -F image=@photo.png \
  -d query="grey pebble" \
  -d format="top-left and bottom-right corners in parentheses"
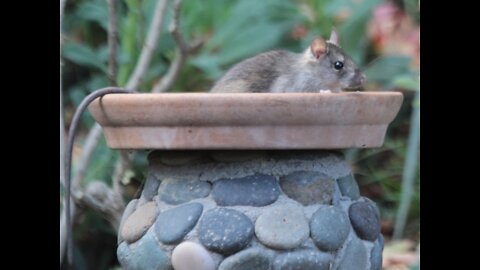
top-left (158, 178), bottom-right (211, 205)
top-left (273, 249), bottom-right (332, 270)
top-left (349, 201), bottom-right (381, 241)
top-left (337, 173), bottom-right (360, 200)
top-left (280, 171), bottom-right (335, 205)
top-left (154, 203), bottom-right (203, 244)
top-left (310, 205), bottom-right (351, 251)
top-left (337, 237), bottom-right (368, 270)
top-left (218, 248), bottom-right (271, 270)
top-left (212, 174), bottom-right (280, 206)
top-left (117, 230), bottom-right (172, 270)
top-left (198, 208), bottom-right (254, 254)
top-left (370, 234), bottom-right (384, 270)
top-left (255, 204), bottom-right (309, 250)
top-left (141, 174), bottom-right (161, 201)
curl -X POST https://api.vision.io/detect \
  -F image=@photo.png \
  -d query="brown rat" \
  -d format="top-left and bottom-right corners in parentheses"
top-left (210, 29), bottom-right (366, 93)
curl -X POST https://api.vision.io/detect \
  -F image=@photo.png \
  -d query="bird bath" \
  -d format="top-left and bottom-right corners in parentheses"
top-left (90, 91), bottom-right (403, 270)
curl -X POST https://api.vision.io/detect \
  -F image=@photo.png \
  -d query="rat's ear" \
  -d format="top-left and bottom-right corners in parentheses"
top-left (310, 37), bottom-right (327, 59)
top-left (328, 27), bottom-right (339, 46)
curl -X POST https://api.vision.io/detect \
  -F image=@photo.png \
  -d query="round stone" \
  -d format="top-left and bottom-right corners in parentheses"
top-left (198, 208), bottom-right (254, 254)
top-left (118, 199), bottom-right (138, 244)
top-left (212, 174), bottom-right (280, 206)
top-left (121, 201), bottom-right (158, 243)
top-left (349, 201), bottom-right (381, 241)
top-left (310, 206), bottom-right (351, 251)
top-left (154, 203), bottom-right (203, 244)
top-left (337, 237), bottom-right (368, 270)
top-left (255, 204), bottom-right (309, 249)
top-left (117, 242), bottom-right (129, 265)
top-left (158, 178), bottom-right (211, 205)
top-left (218, 248), bottom-right (270, 270)
top-left (141, 174), bottom-right (161, 201)
top-left (370, 234), bottom-right (384, 270)
top-left (337, 173), bottom-right (360, 200)
top-left (273, 249), bottom-right (332, 270)
top-left (117, 230), bottom-right (172, 270)
top-left (279, 171), bottom-right (335, 205)
top-left (172, 241), bottom-right (215, 270)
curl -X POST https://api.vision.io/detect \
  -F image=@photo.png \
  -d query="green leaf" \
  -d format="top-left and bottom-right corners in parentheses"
top-left (75, 1), bottom-right (109, 30)
top-left (96, 45), bottom-right (110, 64)
top-left (337, 0), bottom-right (381, 64)
top-left (192, 19), bottom-right (286, 80)
top-left (68, 85), bottom-right (88, 107)
top-left (410, 263), bottom-right (420, 270)
top-left (364, 55), bottom-right (411, 86)
top-left (63, 43), bottom-right (107, 72)
top-left (216, 22), bottom-right (287, 66)
top-left (86, 74), bottom-right (109, 92)
top-left (206, 0), bottom-right (287, 49)
top-left (325, 0), bottom-right (356, 15)
top-left (404, 0), bottom-right (420, 22)
top-left (190, 54), bottom-right (223, 79)
top-left (145, 61), bottom-right (168, 88)
top-left (392, 74), bottom-right (420, 91)
top-left (82, 138), bottom-right (117, 186)
top-left (118, 0), bottom-right (147, 86)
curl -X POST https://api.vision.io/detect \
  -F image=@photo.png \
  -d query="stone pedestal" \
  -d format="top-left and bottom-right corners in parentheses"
top-left (116, 150), bottom-right (384, 270)
top-left (89, 92), bottom-right (402, 270)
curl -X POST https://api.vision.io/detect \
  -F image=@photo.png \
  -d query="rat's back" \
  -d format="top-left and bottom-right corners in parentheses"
top-left (210, 50), bottom-right (295, 93)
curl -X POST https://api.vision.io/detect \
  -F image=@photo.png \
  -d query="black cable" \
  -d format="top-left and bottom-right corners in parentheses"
top-left (64, 87), bottom-right (134, 268)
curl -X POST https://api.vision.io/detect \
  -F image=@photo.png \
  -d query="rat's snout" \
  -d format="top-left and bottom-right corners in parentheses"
top-left (359, 72), bottom-right (366, 84)
top-left (351, 69), bottom-right (366, 87)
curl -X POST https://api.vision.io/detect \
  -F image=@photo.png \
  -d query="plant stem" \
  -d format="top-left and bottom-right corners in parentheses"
top-left (126, 0), bottom-right (169, 90)
top-left (108, 0), bottom-right (119, 86)
top-left (60, 0), bottom-right (67, 264)
top-left (393, 90), bottom-right (420, 239)
top-left (152, 0), bottom-right (203, 93)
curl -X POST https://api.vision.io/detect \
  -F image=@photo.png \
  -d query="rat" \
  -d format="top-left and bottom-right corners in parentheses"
top-left (210, 29), bottom-right (366, 93)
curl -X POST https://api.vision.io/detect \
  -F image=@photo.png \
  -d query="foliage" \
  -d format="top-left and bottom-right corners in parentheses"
top-left (61, 0), bottom-right (420, 268)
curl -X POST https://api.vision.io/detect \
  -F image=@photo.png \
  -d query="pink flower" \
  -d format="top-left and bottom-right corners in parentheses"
top-left (368, 1), bottom-right (420, 68)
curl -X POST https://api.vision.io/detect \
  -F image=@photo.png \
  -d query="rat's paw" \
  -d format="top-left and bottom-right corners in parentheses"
top-left (319, 89), bottom-right (332, 93)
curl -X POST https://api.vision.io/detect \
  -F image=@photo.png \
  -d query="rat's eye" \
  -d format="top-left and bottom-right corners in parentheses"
top-left (334, 61), bottom-right (344, 70)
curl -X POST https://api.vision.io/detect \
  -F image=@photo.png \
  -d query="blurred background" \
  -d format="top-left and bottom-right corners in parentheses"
top-left (60, 0), bottom-right (419, 269)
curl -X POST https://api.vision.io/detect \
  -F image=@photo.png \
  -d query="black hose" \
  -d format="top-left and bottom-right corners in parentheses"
top-left (64, 87), bottom-right (134, 268)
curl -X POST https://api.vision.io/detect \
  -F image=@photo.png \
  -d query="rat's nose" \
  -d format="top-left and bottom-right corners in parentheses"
top-left (352, 70), bottom-right (366, 86)
top-left (359, 73), bottom-right (366, 84)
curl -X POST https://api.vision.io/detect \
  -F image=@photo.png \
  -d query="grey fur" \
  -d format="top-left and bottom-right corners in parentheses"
top-left (210, 41), bottom-right (366, 93)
